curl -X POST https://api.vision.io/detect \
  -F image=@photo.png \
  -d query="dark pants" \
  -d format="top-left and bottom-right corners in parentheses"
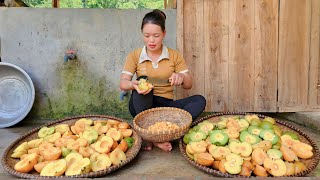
top-left (129, 90), bottom-right (206, 120)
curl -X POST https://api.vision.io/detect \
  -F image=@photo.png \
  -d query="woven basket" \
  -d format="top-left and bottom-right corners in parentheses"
top-left (133, 107), bottom-right (192, 142)
top-left (1, 115), bottom-right (142, 179)
top-left (179, 112), bottom-right (320, 178)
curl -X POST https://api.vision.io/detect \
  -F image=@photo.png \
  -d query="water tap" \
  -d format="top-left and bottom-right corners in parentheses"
top-left (64, 50), bottom-right (76, 62)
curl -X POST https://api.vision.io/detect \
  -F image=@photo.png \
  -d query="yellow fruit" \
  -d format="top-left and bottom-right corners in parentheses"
top-left (106, 128), bottom-right (122, 141)
top-left (253, 164), bottom-right (269, 177)
top-left (291, 142), bottom-right (313, 159)
top-left (263, 158), bottom-right (287, 176)
top-left (27, 138), bottom-right (43, 149)
top-left (54, 124), bottom-right (70, 134)
top-left (95, 137), bottom-right (113, 153)
top-left (118, 129), bottom-right (133, 137)
top-left (34, 160), bottom-right (53, 173)
top-left (138, 83), bottom-right (149, 91)
top-left (109, 148), bottom-right (126, 165)
top-left (194, 152), bottom-right (214, 166)
top-left (40, 159), bottom-right (67, 176)
top-left (14, 153), bottom-right (39, 173)
top-left (91, 154), bottom-right (112, 172)
top-left (65, 158), bottom-right (91, 176)
top-left (11, 151), bottom-right (27, 159)
top-left (13, 142), bottom-right (28, 154)
top-left (190, 141), bottom-right (207, 153)
top-left (284, 161), bottom-right (295, 176)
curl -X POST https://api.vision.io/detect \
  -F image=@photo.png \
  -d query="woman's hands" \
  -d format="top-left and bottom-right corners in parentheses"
top-left (169, 73), bottom-right (184, 86)
top-left (132, 80), bottom-right (154, 95)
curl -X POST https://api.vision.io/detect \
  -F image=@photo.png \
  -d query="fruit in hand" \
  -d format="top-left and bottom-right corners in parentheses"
top-left (138, 78), bottom-right (152, 91)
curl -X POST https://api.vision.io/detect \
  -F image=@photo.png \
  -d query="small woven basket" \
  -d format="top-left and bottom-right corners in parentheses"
top-left (133, 107), bottom-right (192, 142)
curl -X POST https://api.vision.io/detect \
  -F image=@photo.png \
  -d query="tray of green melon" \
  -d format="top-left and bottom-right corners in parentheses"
top-left (179, 112), bottom-right (320, 177)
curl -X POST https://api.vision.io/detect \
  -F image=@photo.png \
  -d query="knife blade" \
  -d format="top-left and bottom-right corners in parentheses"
top-left (147, 77), bottom-right (171, 86)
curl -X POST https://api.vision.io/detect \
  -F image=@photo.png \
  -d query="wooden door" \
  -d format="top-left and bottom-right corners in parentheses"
top-left (177, 0), bottom-right (279, 112)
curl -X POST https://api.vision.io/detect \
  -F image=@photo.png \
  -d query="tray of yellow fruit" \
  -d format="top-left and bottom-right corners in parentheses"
top-left (1, 115), bottom-right (142, 178)
top-left (179, 112), bottom-right (320, 177)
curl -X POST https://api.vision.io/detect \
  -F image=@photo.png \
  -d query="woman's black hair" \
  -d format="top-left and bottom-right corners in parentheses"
top-left (141, 9), bottom-right (166, 32)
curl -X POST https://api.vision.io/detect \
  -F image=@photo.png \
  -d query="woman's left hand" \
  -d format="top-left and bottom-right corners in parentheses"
top-left (169, 73), bottom-right (184, 86)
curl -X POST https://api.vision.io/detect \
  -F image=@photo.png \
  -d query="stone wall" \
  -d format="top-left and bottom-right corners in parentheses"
top-left (0, 8), bottom-right (176, 121)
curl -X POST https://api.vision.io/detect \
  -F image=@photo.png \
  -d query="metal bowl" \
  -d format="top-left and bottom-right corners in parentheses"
top-left (0, 62), bottom-right (35, 128)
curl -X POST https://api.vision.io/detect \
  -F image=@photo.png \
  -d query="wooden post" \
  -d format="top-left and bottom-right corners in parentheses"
top-left (164, 0), bottom-right (177, 9)
top-left (52, 0), bottom-right (59, 8)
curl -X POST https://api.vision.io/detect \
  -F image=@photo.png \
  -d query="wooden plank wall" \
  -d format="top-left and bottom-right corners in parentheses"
top-left (228, 0), bottom-right (256, 112)
top-left (254, 0), bottom-right (278, 112)
top-left (312, 0), bottom-right (320, 108)
top-left (278, 0), bottom-right (311, 111)
top-left (203, 0), bottom-right (229, 111)
top-left (278, 0), bottom-right (320, 111)
top-left (176, 0), bottom-right (205, 100)
top-left (177, 0), bottom-right (319, 112)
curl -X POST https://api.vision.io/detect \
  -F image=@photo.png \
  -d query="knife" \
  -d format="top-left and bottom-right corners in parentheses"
top-left (137, 76), bottom-right (170, 86)
top-left (147, 77), bottom-right (170, 85)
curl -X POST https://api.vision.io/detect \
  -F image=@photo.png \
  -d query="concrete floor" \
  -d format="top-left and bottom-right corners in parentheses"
top-left (0, 113), bottom-right (320, 179)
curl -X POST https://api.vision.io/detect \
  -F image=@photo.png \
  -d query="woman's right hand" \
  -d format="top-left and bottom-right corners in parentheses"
top-left (132, 80), bottom-right (153, 95)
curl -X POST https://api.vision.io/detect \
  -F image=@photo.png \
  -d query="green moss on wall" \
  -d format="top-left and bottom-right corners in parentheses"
top-left (31, 60), bottom-right (132, 121)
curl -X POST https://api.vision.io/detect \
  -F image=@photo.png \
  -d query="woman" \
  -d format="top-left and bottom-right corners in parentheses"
top-left (120, 9), bottom-right (206, 152)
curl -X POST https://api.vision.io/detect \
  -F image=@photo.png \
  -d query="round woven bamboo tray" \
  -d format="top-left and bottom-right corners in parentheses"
top-left (179, 112), bottom-right (320, 178)
top-left (133, 107), bottom-right (192, 142)
top-left (1, 114), bottom-right (142, 178)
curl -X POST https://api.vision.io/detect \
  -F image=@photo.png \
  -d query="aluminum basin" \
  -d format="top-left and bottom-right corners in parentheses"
top-left (0, 62), bottom-right (35, 128)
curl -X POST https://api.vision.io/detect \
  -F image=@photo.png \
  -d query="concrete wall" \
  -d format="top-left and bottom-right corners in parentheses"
top-left (0, 8), bottom-right (176, 121)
